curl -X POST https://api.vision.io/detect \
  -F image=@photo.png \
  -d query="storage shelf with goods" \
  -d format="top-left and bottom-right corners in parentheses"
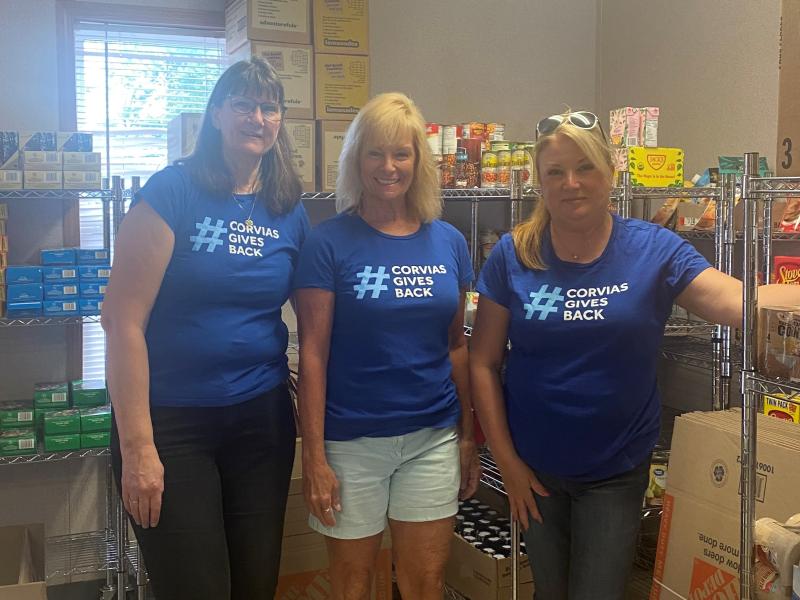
top-left (0, 315), bottom-right (101, 327)
top-left (0, 189), bottom-right (116, 202)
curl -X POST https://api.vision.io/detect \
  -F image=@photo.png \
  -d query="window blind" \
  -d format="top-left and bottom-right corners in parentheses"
top-left (73, 21), bottom-right (226, 381)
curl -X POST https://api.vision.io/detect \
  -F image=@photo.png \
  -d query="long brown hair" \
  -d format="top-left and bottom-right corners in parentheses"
top-left (180, 57), bottom-right (302, 215)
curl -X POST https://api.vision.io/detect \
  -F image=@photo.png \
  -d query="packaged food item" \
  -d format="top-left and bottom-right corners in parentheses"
top-left (758, 306), bottom-right (800, 380)
top-left (492, 141), bottom-right (511, 187)
top-left (762, 395), bottom-right (800, 423)
top-left (33, 382), bottom-right (69, 409)
top-left (0, 428), bottom-right (36, 456)
top-left (43, 409), bottom-right (81, 436)
top-left (481, 149), bottom-right (498, 188)
top-left (425, 123), bottom-right (442, 157)
top-left (642, 107), bottom-right (660, 147)
top-left (780, 198), bottom-right (800, 232)
top-left (70, 380), bottom-right (108, 407)
top-left (693, 199), bottom-right (717, 231)
top-left (651, 198), bottom-right (680, 228)
top-left (44, 433), bottom-right (80, 452)
top-left (773, 256), bottom-right (800, 284)
top-left (645, 450), bottom-right (669, 506)
top-left (0, 402), bottom-right (34, 429)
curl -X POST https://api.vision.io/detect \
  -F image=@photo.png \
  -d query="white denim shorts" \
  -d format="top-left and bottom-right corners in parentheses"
top-left (308, 426), bottom-right (460, 540)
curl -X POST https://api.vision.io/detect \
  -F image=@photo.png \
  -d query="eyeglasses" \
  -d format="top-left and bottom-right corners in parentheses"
top-left (535, 111), bottom-right (604, 139)
top-left (227, 95), bottom-right (284, 122)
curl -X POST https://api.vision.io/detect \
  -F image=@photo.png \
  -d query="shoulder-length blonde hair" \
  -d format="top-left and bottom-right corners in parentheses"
top-left (336, 92), bottom-right (441, 223)
top-left (512, 114), bottom-right (614, 270)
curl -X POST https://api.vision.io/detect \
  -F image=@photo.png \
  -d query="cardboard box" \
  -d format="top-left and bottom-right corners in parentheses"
top-left (70, 380), bottom-right (108, 408)
top-left (0, 131), bottom-right (19, 170)
top-left (763, 395), bottom-right (800, 423)
top-left (0, 524), bottom-right (46, 599)
top-left (314, 54), bottom-right (369, 121)
top-left (43, 283), bottom-right (79, 300)
top-left (78, 265), bottom-right (111, 281)
top-left (777, 0), bottom-right (800, 176)
top-left (652, 411), bottom-right (800, 599)
top-left (76, 249), bottom-right (110, 265)
top-left (627, 147), bottom-right (684, 187)
top-left (0, 429), bottom-right (36, 456)
top-left (78, 281), bottom-right (107, 297)
top-left (80, 406), bottom-right (111, 433)
top-left (167, 113), bottom-right (203, 164)
top-left (232, 43), bottom-right (314, 120)
top-left (285, 119), bottom-right (315, 191)
top-left (63, 171), bottom-right (101, 190)
top-left (674, 202), bottom-right (706, 232)
top-left (23, 171), bottom-right (61, 190)
top-left (0, 203), bottom-right (7, 219)
top-left (41, 248), bottom-right (76, 265)
top-left (313, 0), bottom-right (369, 56)
top-left (0, 170), bottom-right (22, 189)
top-left (6, 284), bottom-right (43, 304)
top-left (22, 151), bottom-right (61, 171)
top-left (33, 383), bottom-right (69, 409)
top-left (62, 152), bottom-right (101, 171)
top-left (445, 486), bottom-right (533, 600)
top-left (5, 302), bottom-right (42, 318)
top-left (20, 132), bottom-right (57, 152)
top-left (80, 432), bottom-right (110, 448)
top-left (225, 0), bottom-right (311, 52)
top-left (44, 433), bottom-right (81, 452)
top-left (5, 267), bottom-right (41, 285)
top-left (43, 300), bottom-right (79, 317)
top-left (0, 402), bottom-right (34, 430)
top-left (57, 132), bottom-right (93, 152)
top-left (41, 266), bottom-right (78, 283)
top-left (317, 120), bottom-right (349, 192)
top-left (43, 409), bottom-right (81, 436)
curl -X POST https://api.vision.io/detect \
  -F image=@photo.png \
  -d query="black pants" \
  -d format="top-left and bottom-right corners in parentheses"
top-left (111, 384), bottom-right (296, 600)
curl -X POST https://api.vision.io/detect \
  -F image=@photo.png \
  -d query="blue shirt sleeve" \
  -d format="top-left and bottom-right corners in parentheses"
top-left (132, 166), bottom-right (188, 232)
top-left (293, 225), bottom-right (337, 291)
top-left (476, 234), bottom-right (513, 307)
top-left (659, 228), bottom-right (712, 299)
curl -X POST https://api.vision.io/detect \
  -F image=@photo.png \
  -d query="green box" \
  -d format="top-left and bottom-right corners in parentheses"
top-left (44, 433), bottom-right (81, 452)
top-left (43, 409), bottom-right (81, 436)
top-left (0, 401), bottom-right (34, 429)
top-left (33, 382), bottom-right (69, 408)
top-left (79, 406), bottom-right (111, 433)
top-left (35, 407), bottom-right (62, 433)
top-left (0, 428), bottom-right (36, 456)
top-left (70, 379), bottom-right (107, 407)
top-left (80, 431), bottom-right (110, 449)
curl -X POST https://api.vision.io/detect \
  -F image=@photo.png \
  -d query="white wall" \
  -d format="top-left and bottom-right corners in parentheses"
top-left (370, 0), bottom-right (600, 142)
top-left (598, 0), bottom-right (781, 176)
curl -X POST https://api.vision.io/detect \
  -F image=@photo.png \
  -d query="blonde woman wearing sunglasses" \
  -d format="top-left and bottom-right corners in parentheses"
top-left (469, 110), bottom-right (799, 599)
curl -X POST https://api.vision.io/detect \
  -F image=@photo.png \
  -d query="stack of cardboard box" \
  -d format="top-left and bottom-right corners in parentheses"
top-left (225, 0), bottom-right (369, 193)
top-left (0, 132), bottom-right (99, 191)
top-left (0, 203), bottom-right (6, 314)
top-left (650, 410), bottom-right (800, 599)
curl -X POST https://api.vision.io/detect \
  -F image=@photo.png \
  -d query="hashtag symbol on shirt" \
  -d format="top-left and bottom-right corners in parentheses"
top-left (523, 284), bottom-right (565, 320)
top-left (190, 217), bottom-right (227, 253)
top-left (353, 266), bottom-right (390, 299)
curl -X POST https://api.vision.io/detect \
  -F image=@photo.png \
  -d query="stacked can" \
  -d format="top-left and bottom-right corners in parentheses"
top-left (454, 499), bottom-right (527, 559)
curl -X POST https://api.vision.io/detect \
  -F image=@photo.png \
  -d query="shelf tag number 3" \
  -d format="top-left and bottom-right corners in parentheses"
top-left (782, 137), bottom-right (793, 170)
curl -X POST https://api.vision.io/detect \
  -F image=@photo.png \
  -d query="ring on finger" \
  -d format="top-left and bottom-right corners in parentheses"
top-left (323, 507), bottom-right (332, 513)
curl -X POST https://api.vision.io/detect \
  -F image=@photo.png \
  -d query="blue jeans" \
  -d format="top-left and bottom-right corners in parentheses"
top-left (522, 460), bottom-right (649, 600)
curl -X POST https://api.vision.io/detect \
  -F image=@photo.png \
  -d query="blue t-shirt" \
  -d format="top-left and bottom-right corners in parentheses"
top-left (133, 165), bottom-right (309, 407)
top-left (477, 214), bottom-right (710, 480)
top-left (293, 213), bottom-right (474, 440)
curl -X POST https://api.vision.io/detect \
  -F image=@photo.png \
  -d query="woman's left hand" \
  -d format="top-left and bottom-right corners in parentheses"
top-left (458, 437), bottom-right (481, 500)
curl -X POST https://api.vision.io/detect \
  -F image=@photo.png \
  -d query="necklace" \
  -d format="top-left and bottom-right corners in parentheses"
top-left (232, 191), bottom-right (257, 228)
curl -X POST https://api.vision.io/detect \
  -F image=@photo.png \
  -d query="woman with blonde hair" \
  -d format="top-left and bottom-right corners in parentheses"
top-left (469, 110), bottom-right (800, 599)
top-left (293, 92), bottom-right (480, 600)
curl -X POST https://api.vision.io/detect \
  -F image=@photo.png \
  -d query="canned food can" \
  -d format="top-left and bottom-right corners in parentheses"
top-left (486, 122), bottom-right (505, 141)
top-left (426, 123), bottom-right (442, 156)
top-left (481, 150), bottom-right (498, 188)
top-left (463, 122), bottom-right (486, 140)
top-left (496, 144), bottom-right (512, 187)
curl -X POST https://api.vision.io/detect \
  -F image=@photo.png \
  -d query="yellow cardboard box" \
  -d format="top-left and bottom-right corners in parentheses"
top-left (627, 147), bottom-right (684, 188)
top-left (225, 0), bottom-right (311, 52)
top-left (317, 120), bottom-right (350, 192)
top-left (232, 42), bottom-right (314, 120)
top-left (285, 120), bottom-right (315, 192)
top-left (314, 54), bottom-right (369, 121)
top-left (0, 170), bottom-right (22, 190)
top-left (313, 0), bottom-right (369, 56)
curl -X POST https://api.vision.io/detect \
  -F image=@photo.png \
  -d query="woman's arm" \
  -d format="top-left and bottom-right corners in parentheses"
top-left (676, 267), bottom-right (800, 328)
top-left (449, 289), bottom-right (480, 499)
top-left (102, 201), bottom-right (174, 529)
top-left (469, 296), bottom-right (548, 529)
top-left (295, 287), bottom-right (340, 526)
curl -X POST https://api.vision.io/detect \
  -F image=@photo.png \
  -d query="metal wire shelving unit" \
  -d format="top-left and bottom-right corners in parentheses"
top-left (0, 177), bottom-right (144, 599)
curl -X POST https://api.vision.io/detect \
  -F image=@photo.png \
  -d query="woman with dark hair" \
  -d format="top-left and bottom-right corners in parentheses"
top-left (102, 57), bottom-right (308, 599)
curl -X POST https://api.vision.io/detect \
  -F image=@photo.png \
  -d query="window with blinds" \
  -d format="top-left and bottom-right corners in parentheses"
top-left (73, 22), bottom-right (226, 381)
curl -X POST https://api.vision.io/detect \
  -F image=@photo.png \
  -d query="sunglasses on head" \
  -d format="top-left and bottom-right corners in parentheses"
top-left (535, 111), bottom-right (603, 139)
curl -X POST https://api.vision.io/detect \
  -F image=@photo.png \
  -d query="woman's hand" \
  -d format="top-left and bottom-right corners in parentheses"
top-left (303, 456), bottom-right (341, 527)
top-left (121, 444), bottom-right (164, 529)
top-left (458, 437), bottom-right (481, 500)
top-left (495, 454), bottom-right (549, 531)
